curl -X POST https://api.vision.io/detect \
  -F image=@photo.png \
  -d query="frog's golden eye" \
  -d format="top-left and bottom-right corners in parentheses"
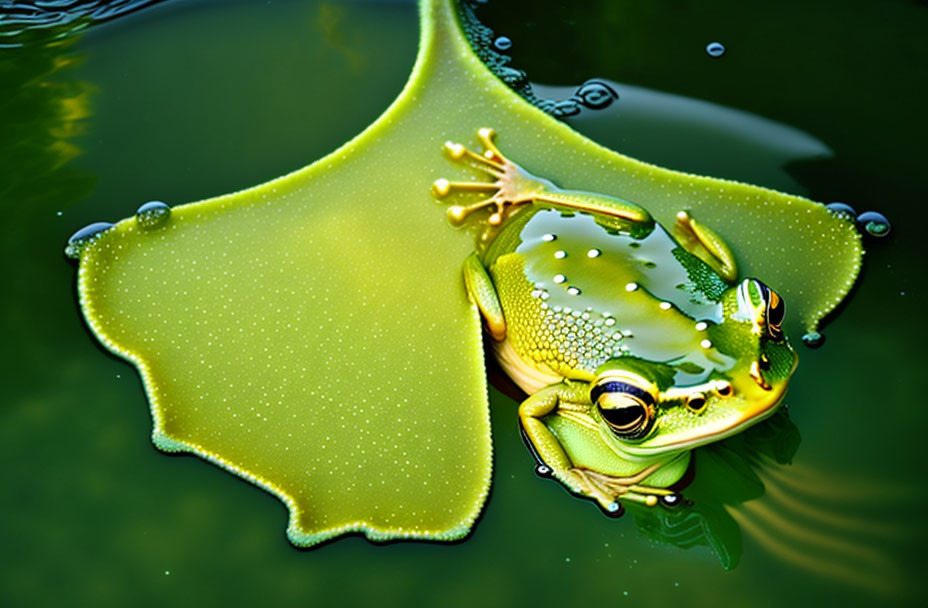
top-left (765, 289), bottom-right (785, 341)
top-left (591, 380), bottom-right (656, 440)
top-left (750, 280), bottom-right (786, 341)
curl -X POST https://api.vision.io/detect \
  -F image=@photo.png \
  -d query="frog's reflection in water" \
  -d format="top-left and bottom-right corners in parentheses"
top-left (489, 356), bottom-right (903, 593)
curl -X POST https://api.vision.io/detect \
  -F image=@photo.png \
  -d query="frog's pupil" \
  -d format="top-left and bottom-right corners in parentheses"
top-left (598, 401), bottom-right (645, 431)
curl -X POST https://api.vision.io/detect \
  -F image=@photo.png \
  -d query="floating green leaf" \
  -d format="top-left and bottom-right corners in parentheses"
top-left (72, 0), bottom-right (861, 545)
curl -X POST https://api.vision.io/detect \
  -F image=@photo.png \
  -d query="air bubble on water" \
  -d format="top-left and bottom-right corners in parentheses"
top-left (575, 79), bottom-right (618, 110)
top-left (802, 332), bottom-right (825, 348)
top-left (136, 200), bottom-right (171, 230)
top-left (493, 36), bottom-right (512, 51)
top-left (64, 222), bottom-right (114, 259)
top-left (552, 99), bottom-right (581, 117)
top-left (706, 42), bottom-right (726, 57)
top-left (496, 66), bottom-right (527, 86)
top-left (856, 210), bottom-right (891, 237)
top-left (826, 202), bottom-right (856, 220)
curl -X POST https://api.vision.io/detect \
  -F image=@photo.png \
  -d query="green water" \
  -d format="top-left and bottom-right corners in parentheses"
top-left (1, 0), bottom-right (925, 605)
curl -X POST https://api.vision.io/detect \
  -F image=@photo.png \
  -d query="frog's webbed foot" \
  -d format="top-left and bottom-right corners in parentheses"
top-left (674, 210), bottom-right (738, 283)
top-left (432, 128), bottom-right (652, 231)
top-left (557, 468), bottom-right (624, 515)
top-left (562, 465), bottom-right (675, 514)
top-left (431, 127), bottom-right (539, 227)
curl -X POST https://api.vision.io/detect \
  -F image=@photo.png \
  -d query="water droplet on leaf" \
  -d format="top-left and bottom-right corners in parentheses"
top-left (64, 222), bottom-right (114, 259)
top-left (136, 200), bottom-right (171, 230)
top-left (826, 202), bottom-right (856, 220)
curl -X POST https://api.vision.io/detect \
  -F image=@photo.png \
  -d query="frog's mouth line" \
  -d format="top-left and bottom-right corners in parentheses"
top-left (496, 337), bottom-right (797, 459)
top-left (622, 333), bottom-right (800, 457)
top-left (614, 385), bottom-right (790, 458)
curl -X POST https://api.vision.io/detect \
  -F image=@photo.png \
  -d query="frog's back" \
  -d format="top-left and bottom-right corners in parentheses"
top-left (486, 207), bottom-right (730, 386)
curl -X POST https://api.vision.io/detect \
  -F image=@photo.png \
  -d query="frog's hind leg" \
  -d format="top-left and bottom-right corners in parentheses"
top-left (463, 253), bottom-right (506, 341)
top-left (674, 210), bottom-right (738, 283)
top-left (519, 382), bottom-right (625, 514)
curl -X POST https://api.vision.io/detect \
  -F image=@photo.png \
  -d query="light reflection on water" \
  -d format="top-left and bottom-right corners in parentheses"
top-left (534, 80), bottom-right (831, 193)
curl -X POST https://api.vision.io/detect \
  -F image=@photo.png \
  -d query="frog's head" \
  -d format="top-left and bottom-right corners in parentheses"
top-left (591, 279), bottom-right (798, 461)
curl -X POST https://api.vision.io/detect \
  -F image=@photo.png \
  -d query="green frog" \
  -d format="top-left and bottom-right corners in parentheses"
top-left (432, 128), bottom-right (798, 515)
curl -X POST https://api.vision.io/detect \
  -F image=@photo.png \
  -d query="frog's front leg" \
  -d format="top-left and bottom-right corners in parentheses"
top-left (432, 127), bottom-right (653, 232)
top-left (674, 210), bottom-right (738, 283)
top-left (462, 252), bottom-right (506, 341)
top-left (519, 381), bottom-right (634, 514)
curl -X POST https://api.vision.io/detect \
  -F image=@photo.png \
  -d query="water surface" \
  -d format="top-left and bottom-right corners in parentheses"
top-left (1, 0), bottom-right (925, 606)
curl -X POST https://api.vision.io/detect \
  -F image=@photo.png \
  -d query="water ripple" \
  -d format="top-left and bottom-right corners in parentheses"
top-left (0, 0), bottom-right (167, 47)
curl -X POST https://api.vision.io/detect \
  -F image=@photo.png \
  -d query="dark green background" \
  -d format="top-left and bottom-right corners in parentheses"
top-left (1, 0), bottom-right (925, 605)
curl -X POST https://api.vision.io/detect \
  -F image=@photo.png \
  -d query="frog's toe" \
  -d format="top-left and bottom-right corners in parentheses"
top-left (440, 133), bottom-right (506, 177)
top-left (430, 178), bottom-right (498, 199)
top-left (564, 467), bottom-right (621, 512)
top-left (443, 140), bottom-right (468, 160)
top-left (476, 127), bottom-right (504, 161)
top-left (601, 500), bottom-right (625, 518)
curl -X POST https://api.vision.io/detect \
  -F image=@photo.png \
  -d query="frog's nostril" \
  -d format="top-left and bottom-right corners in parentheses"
top-left (685, 393), bottom-right (706, 413)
